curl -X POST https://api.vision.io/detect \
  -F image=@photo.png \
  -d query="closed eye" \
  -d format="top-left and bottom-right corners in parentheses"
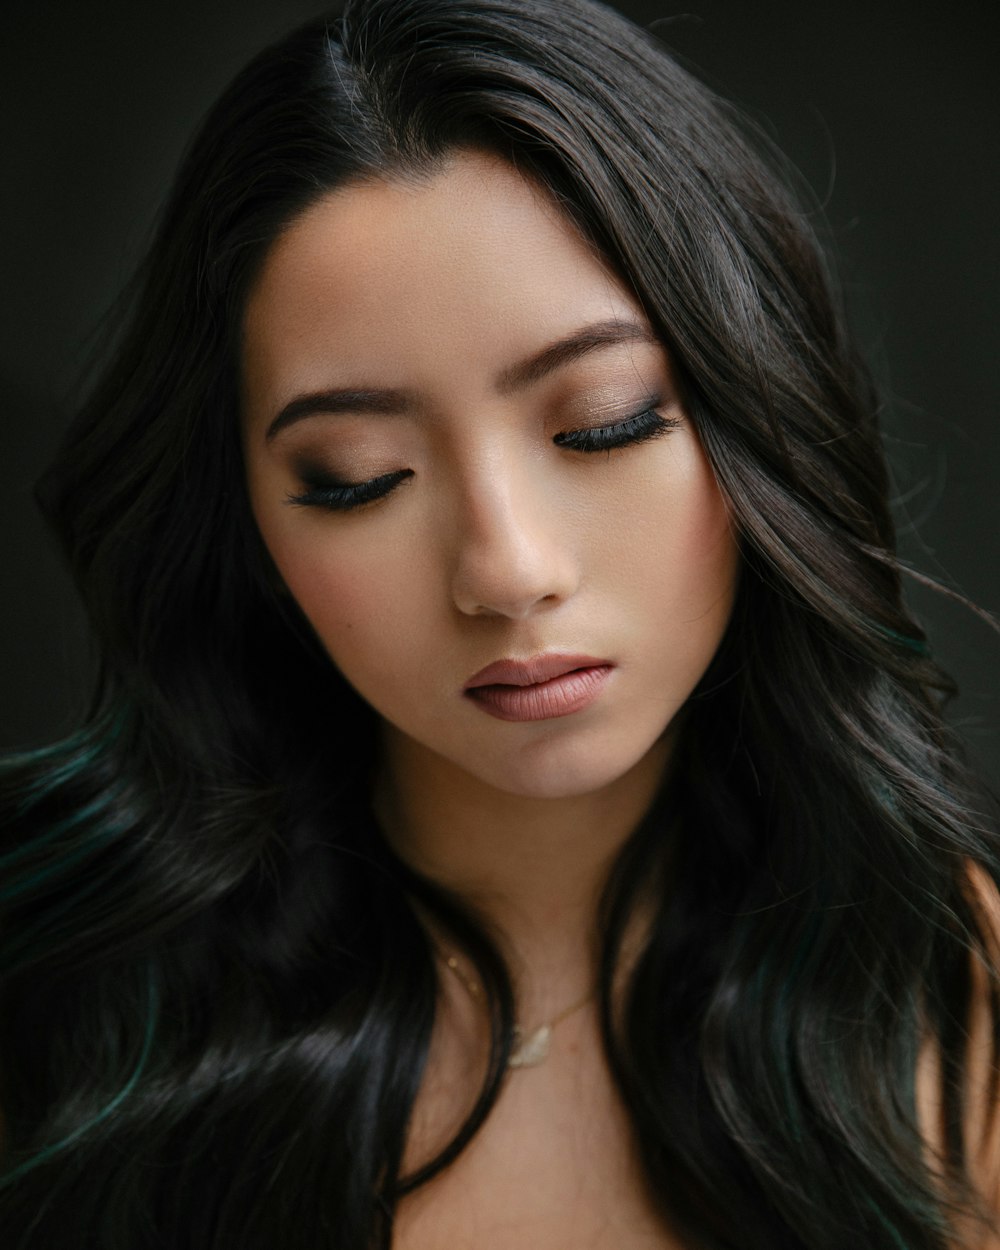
top-left (285, 407), bottom-right (680, 512)
top-left (553, 407), bottom-right (680, 452)
top-left (286, 469), bottom-right (413, 512)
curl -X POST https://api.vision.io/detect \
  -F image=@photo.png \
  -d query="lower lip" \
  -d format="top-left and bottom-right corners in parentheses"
top-left (465, 665), bottom-right (613, 722)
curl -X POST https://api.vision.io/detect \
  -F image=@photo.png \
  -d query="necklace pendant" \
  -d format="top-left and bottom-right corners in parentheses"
top-left (508, 1023), bottom-right (552, 1068)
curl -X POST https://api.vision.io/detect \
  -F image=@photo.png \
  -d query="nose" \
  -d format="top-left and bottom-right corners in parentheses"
top-left (448, 459), bottom-right (580, 620)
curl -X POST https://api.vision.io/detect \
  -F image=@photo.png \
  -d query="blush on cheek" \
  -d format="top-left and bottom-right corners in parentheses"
top-left (666, 495), bottom-right (739, 622)
top-left (674, 457), bottom-right (737, 563)
top-left (287, 575), bottom-right (364, 641)
top-left (282, 548), bottom-right (425, 683)
top-left (267, 538), bottom-right (367, 634)
top-left (695, 504), bottom-right (739, 582)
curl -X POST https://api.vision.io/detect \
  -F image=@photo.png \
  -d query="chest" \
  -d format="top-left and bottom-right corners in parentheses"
top-left (392, 1011), bottom-right (688, 1250)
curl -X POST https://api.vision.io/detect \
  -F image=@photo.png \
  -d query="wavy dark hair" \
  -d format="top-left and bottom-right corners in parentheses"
top-left (1, 0), bottom-right (997, 1246)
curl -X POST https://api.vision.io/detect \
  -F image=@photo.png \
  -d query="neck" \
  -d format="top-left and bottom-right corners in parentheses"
top-left (373, 726), bottom-right (673, 1020)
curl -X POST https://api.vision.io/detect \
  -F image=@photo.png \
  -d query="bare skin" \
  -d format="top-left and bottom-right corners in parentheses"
top-left (241, 147), bottom-right (734, 1245)
top-left (236, 148), bottom-right (994, 1247)
top-left (0, 149), bottom-right (995, 1250)
top-left (396, 987), bottom-right (684, 1249)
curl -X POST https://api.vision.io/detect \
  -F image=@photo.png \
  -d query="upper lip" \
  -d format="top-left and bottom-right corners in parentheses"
top-left (464, 653), bottom-right (611, 690)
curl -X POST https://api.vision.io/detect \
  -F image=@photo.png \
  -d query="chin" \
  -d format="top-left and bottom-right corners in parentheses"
top-left (469, 732), bottom-right (667, 801)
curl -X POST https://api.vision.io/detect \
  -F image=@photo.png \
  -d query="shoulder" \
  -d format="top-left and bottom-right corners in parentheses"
top-left (962, 861), bottom-right (1000, 1190)
top-left (918, 861), bottom-right (1000, 1248)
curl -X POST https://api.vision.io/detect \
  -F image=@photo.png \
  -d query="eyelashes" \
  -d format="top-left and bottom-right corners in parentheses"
top-left (286, 406), bottom-right (679, 513)
top-left (552, 407), bottom-right (679, 452)
top-left (287, 469), bottom-right (414, 512)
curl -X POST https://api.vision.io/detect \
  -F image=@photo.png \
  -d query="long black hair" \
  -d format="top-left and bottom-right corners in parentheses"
top-left (2, 1), bottom-right (997, 1246)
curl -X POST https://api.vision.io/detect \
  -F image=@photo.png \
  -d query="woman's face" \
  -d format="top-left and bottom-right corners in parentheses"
top-left (242, 150), bottom-right (738, 800)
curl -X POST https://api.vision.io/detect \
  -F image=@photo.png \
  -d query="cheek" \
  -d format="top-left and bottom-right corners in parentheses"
top-left (639, 464), bottom-right (738, 695)
top-left (600, 437), bottom-right (738, 619)
top-left (259, 518), bottom-right (426, 675)
top-left (669, 474), bottom-right (738, 611)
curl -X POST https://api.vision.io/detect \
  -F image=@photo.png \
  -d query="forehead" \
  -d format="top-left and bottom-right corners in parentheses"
top-left (241, 149), bottom-right (651, 415)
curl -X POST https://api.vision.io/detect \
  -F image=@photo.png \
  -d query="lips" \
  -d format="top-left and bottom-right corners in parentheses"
top-left (465, 653), bottom-right (610, 690)
top-left (464, 653), bottom-right (614, 723)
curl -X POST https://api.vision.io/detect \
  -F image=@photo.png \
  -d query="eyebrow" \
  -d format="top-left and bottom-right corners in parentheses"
top-left (263, 318), bottom-right (658, 442)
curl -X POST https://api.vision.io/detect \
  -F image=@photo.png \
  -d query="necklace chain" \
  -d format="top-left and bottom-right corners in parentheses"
top-left (443, 953), bottom-right (593, 1068)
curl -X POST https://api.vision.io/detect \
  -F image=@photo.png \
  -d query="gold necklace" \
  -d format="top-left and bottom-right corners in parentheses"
top-left (443, 953), bottom-right (593, 1068)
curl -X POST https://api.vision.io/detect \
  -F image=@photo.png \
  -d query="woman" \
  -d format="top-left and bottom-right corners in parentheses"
top-left (1, 0), bottom-right (997, 1246)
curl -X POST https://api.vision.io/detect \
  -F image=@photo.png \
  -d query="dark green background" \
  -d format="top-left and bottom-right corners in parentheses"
top-left (2, 1), bottom-right (997, 781)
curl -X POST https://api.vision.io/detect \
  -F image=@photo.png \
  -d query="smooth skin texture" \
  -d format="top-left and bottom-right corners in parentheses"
top-left (241, 145), bottom-right (739, 1019)
top-left (242, 152), bottom-right (738, 807)
top-left (238, 147), bottom-right (1000, 1250)
top-left (241, 149), bottom-right (738, 1247)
